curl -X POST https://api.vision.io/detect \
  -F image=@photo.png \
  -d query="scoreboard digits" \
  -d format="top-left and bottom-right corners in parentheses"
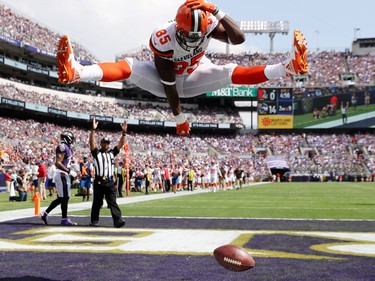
top-left (258, 88), bottom-right (294, 129)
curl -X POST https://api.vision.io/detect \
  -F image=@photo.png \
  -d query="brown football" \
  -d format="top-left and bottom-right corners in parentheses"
top-left (213, 244), bottom-right (255, 272)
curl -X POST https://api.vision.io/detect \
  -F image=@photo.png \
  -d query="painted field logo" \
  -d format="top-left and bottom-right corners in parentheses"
top-left (1, 228), bottom-right (375, 259)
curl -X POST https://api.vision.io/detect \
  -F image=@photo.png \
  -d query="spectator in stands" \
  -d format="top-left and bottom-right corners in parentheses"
top-left (56, 0), bottom-right (307, 136)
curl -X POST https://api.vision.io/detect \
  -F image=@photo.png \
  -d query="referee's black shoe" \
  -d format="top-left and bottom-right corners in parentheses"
top-left (89, 221), bottom-right (99, 227)
top-left (114, 220), bottom-right (125, 228)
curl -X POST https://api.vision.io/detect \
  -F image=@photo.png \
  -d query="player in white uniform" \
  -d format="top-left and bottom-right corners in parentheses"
top-left (152, 164), bottom-right (162, 191)
top-left (195, 167), bottom-right (202, 189)
top-left (203, 162), bottom-right (210, 190)
top-left (227, 166), bottom-right (235, 190)
top-left (209, 160), bottom-right (221, 192)
top-left (57, 0), bottom-right (307, 136)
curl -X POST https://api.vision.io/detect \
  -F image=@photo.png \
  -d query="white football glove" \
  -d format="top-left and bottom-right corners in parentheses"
top-left (69, 170), bottom-right (77, 178)
top-left (69, 164), bottom-right (80, 173)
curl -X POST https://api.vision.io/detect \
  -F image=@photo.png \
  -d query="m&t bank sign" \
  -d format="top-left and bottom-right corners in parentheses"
top-left (206, 87), bottom-right (257, 98)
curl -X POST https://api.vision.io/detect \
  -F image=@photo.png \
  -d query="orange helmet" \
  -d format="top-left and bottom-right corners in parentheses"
top-left (175, 4), bottom-right (208, 51)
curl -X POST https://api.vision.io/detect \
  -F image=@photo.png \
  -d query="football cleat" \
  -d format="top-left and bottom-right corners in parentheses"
top-left (57, 35), bottom-right (82, 84)
top-left (61, 218), bottom-right (78, 226)
top-left (283, 30), bottom-right (308, 77)
top-left (40, 212), bottom-right (48, 225)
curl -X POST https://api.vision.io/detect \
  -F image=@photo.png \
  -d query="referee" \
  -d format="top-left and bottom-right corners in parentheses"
top-left (89, 117), bottom-right (127, 228)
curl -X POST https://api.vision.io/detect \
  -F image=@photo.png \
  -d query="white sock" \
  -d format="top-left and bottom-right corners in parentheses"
top-left (264, 63), bottom-right (286, 80)
top-left (80, 64), bottom-right (104, 82)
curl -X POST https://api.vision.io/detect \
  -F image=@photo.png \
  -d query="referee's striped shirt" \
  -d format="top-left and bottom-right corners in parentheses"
top-left (91, 147), bottom-right (119, 179)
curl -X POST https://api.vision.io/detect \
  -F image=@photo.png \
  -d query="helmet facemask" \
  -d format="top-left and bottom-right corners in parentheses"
top-left (176, 29), bottom-right (206, 51)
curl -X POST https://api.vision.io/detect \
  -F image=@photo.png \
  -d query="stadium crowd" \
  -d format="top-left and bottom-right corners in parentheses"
top-left (0, 82), bottom-right (243, 125)
top-left (0, 4), bottom-right (98, 62)
top-left (1, 117), bottom-right (374, 188)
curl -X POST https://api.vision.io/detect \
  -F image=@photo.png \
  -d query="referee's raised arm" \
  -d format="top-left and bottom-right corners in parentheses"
top-left (117, 120), bottom-right (128, 151)
top-left (90, 117), bottom-right (98, 151)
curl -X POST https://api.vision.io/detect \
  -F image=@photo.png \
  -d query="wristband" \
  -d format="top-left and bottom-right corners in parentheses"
top-left (91, 128), bottom-right (96, 131)
top-left (161, 79), bottom-right (176, 86)
top-left (212, 7), bottom-right (219, 15)
top-left (174, 113), bottom-right (186, 125)
top-left (213, 9), bottom-right (225, 21)
top-left (122, 132), bottom-right (126, 136)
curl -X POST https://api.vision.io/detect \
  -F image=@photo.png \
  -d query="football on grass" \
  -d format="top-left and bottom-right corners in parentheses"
top-left (213, 244), bottom-right (255, 272)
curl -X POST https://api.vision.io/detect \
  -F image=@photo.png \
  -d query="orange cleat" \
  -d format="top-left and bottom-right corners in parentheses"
top-left (283, 30), bottom-right (308, 77)
top-left (176, 120), bottom-right (190, 136)
top-left (57, 35), bottom-right (82, 84)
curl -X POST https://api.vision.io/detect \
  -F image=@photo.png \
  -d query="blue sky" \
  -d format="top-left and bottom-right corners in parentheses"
top-left (1, 0), bottom-right (374, 61)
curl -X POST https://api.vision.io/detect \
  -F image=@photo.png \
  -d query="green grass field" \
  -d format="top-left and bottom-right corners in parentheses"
top-left (0, 182), bottom-right (375, 220)
top-left (293, 103), bottom-right (375, 128)
top-left (2, 182), bottom-right (375, 220)
top-left (110, 182), bottom-right (375, 220)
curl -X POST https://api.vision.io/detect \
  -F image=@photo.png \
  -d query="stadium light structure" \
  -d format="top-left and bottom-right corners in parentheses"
top-left (239, 20), bottom-right (289, 53)
top-left (353, 27), bottom-right (360, 40)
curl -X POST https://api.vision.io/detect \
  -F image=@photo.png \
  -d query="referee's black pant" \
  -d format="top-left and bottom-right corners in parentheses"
top-left (91, 179), bottom-right (123, 225)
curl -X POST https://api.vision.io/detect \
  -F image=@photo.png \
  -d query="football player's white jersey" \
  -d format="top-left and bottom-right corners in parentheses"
top-left (125, 14), bottom-right (236, 99)
top-left (209, 164), bottom-right (220, 184)
top-left (153, 166), bottom-right (162, 183)
top-left (228, 168), bottom-right (235, 183)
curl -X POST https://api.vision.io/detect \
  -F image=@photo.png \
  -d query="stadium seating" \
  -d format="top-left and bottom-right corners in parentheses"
top-left (0, 116), bottom-right (373, 182)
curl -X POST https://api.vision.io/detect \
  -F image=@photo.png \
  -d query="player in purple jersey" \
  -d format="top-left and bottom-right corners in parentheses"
top-left (40, 131), bottom-right (78, 226)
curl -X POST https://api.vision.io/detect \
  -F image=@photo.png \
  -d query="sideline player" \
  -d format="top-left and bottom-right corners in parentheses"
top-left (40, 131), bottom-right (78, 226)
top-left (57, 0), bottom-right (307, 136)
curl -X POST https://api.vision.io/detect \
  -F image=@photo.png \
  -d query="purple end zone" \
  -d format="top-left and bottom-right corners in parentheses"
top-left (0, 217), bottom-right (374, 281)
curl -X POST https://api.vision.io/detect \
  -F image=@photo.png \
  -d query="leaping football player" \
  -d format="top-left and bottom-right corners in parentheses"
top-left (57, 0), bottom-right (307, 136)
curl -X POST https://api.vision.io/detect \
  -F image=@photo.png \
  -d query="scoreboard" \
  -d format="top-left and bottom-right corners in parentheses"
top-left (257, 88), bottom-right (294, 129)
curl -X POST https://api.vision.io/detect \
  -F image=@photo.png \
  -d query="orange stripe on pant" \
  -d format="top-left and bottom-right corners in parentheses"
top-left (98, 60), bottom-right (131, 82)
top-left (231, 65), bottom-right (268, 85)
